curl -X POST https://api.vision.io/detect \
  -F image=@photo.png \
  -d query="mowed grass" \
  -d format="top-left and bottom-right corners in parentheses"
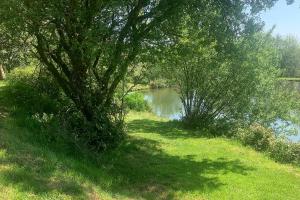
top-left (0, 82), bottom-right (300, 199)
top-left (278, 77), bottom-right (300, 81)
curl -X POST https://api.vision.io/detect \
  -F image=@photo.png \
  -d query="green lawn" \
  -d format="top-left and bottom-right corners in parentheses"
top-left (0, 81), bottom-right (300, 199)
top-left (279, 77), bottom-right (300, 81)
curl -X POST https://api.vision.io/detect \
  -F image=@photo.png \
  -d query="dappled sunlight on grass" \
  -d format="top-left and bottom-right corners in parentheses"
top-left (0, 111), bottom-right (299, 199)
top-left (94, 136), bottom-right (255, 199)
top-left (0, 139), bottom-right (87, 199)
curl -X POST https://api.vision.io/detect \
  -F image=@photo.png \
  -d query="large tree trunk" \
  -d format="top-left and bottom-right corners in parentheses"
top-left (0, 65), bottom-right (6, 80)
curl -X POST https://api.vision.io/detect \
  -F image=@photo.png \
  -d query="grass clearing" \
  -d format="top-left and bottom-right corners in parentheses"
top-left (0, 81), bottom-right (300, 199)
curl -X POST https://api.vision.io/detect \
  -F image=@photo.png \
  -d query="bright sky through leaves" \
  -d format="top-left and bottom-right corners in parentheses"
top-left (261, 0), bottom-right (300, 39)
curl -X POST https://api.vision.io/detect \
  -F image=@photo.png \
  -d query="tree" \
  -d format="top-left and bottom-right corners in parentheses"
top-left (162, 8), bottom-right (293, 129)
top-left (275, 36), bottom-right (300, 77)
top-left (0, 25), bottom-right (30, 73)
top-left (1, 0), bottom-right (190, 150)
top-left (0, 0), bottom-right (280, 149)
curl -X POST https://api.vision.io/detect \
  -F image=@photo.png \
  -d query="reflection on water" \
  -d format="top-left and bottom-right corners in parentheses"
top-left (143, 87), bottom-right (300, 142)
top-left (286, 80), bottom-right (300, 92)
top-left (280, 81), bottom-right (300, 142)
top-left (143, 88), bottom-right (183, 120)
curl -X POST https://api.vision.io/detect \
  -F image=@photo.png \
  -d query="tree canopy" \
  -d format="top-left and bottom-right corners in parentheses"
top-left (0, 0), bottom-right (286, 149)
top-left (276, 36), bottom-right (300, 77)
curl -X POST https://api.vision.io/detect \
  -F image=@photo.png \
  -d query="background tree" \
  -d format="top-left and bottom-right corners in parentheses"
top-left (162, 10), bottom-right (299, 131)
top-left (0, 24), bottom-right (30, 73)
top-left (275, 35), bottom-right (300, 77)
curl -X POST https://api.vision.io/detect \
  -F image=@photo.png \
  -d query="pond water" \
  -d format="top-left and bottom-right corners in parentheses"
top-left (143, 87), bottom-right (300, 142)
top-left (143, 88), bottom-right (183, 120)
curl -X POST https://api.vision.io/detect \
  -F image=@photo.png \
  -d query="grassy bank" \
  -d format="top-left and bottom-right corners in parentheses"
top-left (0, 82), bottom-right (300, 199)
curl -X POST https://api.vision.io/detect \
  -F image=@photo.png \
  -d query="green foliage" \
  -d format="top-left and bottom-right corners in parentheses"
top-left (166, 30), bottom-right (279, 125)
top-left (149, 79), bottom-right (171, 89)
top-left (3, 66), bottom-right (124, 151)
top-left (276, 35), bottom-right (300, 77)
top-left (269, 140), bottom-right (300, 164)
top-left (124, 92), bottom-right (150, 112)
top-left (0, 24), bottom-right (30, 71)
top-left (164, 19), bottom-right (300, 132)
top-left (235, 124), bottom-right (275, 151)
top-left (2, 66), bottom-right (63, 143)
top-left (249, 80), bottom-right (300, 129)
top-left (0, 0), bottom-right (190, 151)
top-left (235, 124), bottom-right (300, 165)
top-left (0, 0), bottom-right (283, 151)
top-left (0, 111), bottom-right (300, 199)
top-left (4, 66), bottom-right (60, 114)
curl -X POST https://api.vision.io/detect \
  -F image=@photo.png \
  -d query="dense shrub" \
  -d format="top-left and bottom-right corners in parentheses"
top-left (3, 66), bottom-right (125, 151)
top-left (5, 66), bottom-right (61, 114)
top-left (269, 140), bottom-right (300, 164)
top-left (149, 79), bottom-right (170, 89)
top-left (124, 92), bottom-right (150, 112)
top-left (235, 123), bottom-right (275, 151)
top-left (235, 124), bottom-right (300, 165)
top-left (59, 103), bottom-right (125, 152)
top-left (2, 67), bottom-right (62, 138)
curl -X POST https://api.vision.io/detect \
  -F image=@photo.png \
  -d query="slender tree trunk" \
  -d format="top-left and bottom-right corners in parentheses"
top-left (0, 65), bottom-right (6, 80)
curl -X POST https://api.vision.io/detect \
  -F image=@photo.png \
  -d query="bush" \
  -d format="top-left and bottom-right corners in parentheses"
top-left (149, 79), bottom-right (170, 89)
top-left (235, 123), bottom-right (275, 151)
top-left (59, 103), bottom-right (125, 152)
top-left (0, 66), bottom-right (69, 145)
top-left (235, 123), bottom-right (300, 165)
top-left (3, 66), bottom-right (126, 152)
top-left (269, 140), bottom-right (300, 164)
top-left (5, 66), bottom-right (126, 152)
top-left (5, 66), bottom-right (61, 114)
top-left (124, 92), bottom-right (150, 112)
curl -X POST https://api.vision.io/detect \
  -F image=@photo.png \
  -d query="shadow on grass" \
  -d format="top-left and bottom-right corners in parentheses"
top-left (92, 137), bottom-right (255, 199)
top-left (0, 78), bottom-right (255, 199)
top-left (0, 121), bottom-right (255, 200)
top-left (127, 118), bottom-right (213, 139)
top-left (0, 145), bottom-right (86, 198)
top-left (0, 81), bottom-right (254, 200)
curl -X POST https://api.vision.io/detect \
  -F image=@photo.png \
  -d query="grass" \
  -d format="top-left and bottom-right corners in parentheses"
top-left (0, 81), bottom-right (300, 199)
top-left (279, 77), bottom-right (300, 81)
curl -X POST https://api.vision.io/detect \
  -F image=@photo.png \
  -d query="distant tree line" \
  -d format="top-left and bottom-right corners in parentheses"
top-left (275, 35), bottom-right (300, 77)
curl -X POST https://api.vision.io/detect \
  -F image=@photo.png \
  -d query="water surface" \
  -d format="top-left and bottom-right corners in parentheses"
top-left (143, 88), bottom-right (183, 120)
top-left (143, 87), bottom-right (300, 142)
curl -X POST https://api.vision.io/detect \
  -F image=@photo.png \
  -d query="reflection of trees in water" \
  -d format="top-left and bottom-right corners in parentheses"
top-left (282, 81), bottom-right (300, 92)
top-left (144, 88), bottom-right (300, 141)
top-left (144, 89), bottom-right (183, 118)
top-left (276, 81), bottom-right (300, 142)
